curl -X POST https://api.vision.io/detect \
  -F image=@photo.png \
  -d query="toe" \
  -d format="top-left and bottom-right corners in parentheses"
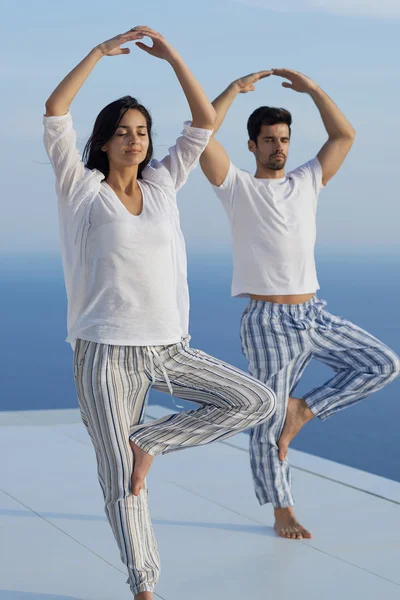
top-left (298, 527), bottom-right (312, 539)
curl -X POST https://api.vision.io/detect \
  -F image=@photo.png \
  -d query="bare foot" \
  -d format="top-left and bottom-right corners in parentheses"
top-left (135, 592), bottom-right (152, 600)
top-left (278, 396), bottom-right (314, 461)
top-left (274, 507), bottom-right (312, 540)
top-left (129, 439), bottom-right (154, 497)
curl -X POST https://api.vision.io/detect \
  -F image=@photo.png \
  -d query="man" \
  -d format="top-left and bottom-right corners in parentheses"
top-left (200, 68), bottom-right (400, 540)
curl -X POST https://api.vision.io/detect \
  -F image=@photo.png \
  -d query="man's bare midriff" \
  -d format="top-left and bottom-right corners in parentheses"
top-left (250, 293), bottom-right (315, 305)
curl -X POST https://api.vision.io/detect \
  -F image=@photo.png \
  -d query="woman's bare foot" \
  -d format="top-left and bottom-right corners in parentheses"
top-left (135, 592), bottom-right (152, 600)
top-left (278, 396), bottom-right (314, 461)
top-left (274, 507), bottom-right (312, 540)
top-left (129, 439), bottom-right (154, 497)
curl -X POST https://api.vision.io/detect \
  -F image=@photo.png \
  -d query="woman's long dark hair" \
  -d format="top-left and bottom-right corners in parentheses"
top-left (83, 96), bottom-right (153, 179)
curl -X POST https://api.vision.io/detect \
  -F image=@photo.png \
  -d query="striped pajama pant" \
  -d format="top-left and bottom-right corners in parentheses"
top-left (240, 296), bottom-right (400, 508)
top-left (73, 337), bottom-right (276, 596)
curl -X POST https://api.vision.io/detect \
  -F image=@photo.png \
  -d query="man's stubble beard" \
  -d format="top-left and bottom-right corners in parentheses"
top-left (266, 155), bottom-right (287, 171)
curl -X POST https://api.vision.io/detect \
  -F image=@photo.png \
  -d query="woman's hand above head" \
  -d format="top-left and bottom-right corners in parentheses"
top-left (133, 26), bottom-right (181, 64)
top-left (132, 26), bottom-right (214, 129)
top-left (45, 29), bottom-right (145, 117)
top-left (97, 29), bottom-right (146, 57)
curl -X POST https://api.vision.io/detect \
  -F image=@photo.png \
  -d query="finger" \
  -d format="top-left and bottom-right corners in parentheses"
top-left (282, 82), bottom-right (294, 89)
top-left (272, 69), bottom-right (293, 78)
top-left (135, 41), bottom-right (154, 54)
top-left (119, 34), bottom-right (144, 45)
top-left (273, 68), bottom-right (295, 74)
top-left (135, 31), bottom-right (161, 42)
top-left (240, 85), bottom-right (256, 93)
top-left (133, 26), bottom-right (160, 37)
top-left (121, 29), bottom-right (145, 39)
top-left (129, 25), bottom-right (150, 31)
top-left (256, 70), bottom-right (273, 79)
top-left (120, 48), bottom-right (130, 54)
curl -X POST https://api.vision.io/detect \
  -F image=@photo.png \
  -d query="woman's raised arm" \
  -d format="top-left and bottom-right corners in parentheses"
top-left (135, 26), bottom-right (216, 130)
top-left (45, 29), bottom-right (145, 116)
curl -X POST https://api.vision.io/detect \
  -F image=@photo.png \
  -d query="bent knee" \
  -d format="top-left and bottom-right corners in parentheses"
top-left (391, 352), bottom-right (400, 374)
top-left (378, 349), bottom-right (400, 378)
top-left (250, 387), bottom-right (277, 421)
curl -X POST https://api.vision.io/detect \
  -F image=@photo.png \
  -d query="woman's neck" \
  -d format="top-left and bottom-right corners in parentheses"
top-left (106, 166), bottom-right (139, 193)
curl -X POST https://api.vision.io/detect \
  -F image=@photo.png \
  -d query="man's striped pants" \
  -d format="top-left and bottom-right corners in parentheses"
top-left (240, 296), bottom-right (400, 509)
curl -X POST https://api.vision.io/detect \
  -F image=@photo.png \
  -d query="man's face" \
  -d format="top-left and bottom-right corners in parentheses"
top-left (248, 123), bottom-right (290, 170)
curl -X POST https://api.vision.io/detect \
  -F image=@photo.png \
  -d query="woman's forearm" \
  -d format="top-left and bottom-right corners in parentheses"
top-left (45, 47), bottom-right (104, 116)
top-left (168, 55), bottom-right (216, 130)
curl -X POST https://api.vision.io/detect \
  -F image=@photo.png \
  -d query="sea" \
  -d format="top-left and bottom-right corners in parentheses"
top-left (1, 251), bottom-right (399, 482)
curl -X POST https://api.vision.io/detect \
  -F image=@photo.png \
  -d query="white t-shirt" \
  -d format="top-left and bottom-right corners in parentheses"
top-left (212, 158), bottom-right (325, 297)
top-left (43, 112), bottom-right (212, 348)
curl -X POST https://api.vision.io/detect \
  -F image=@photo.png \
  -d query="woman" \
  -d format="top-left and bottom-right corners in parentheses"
top-left (44, 26), bottom-right (276, 599)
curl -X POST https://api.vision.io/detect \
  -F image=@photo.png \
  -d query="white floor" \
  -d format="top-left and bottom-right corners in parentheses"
top-left (1, 406), bottom-right (399, 600)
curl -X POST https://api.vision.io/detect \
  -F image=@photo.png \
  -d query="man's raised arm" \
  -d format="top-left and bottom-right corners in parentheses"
top-left (272, 68), bottom-right (356, 186)
top-left (200, 71), bottom-right (272, 186)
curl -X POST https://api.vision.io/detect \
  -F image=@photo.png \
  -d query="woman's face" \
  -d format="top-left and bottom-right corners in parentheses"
top-left (102, 108), bottom-right (150, 171)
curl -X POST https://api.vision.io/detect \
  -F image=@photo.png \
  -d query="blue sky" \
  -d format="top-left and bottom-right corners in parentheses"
top-left (1, 0), bottom-right (399, 256)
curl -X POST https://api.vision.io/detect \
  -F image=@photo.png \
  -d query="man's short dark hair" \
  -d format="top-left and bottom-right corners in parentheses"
top-left (247, 107), bottom-right (292, 143)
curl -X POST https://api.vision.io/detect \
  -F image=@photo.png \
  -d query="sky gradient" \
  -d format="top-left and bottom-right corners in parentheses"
top-left (1, 0), bottom-right (399, 257)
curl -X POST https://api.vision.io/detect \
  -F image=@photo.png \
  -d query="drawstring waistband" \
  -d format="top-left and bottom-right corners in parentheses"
top-left (146, 346), bottom-right (184, 409)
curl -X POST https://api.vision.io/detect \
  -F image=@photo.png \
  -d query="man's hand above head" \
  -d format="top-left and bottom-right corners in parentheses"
top-left (272, 68), bottom-right (355, 186)
top-left (271, 68), bottom-right (319, 94)
top-left (232, 70), bottom-right (273, 94)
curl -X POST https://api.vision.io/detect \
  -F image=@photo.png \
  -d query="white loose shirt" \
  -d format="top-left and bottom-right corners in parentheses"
top-left (212, 158), bottom-right (325, 297)
top-left (43, 112), bottom-right (212, 348)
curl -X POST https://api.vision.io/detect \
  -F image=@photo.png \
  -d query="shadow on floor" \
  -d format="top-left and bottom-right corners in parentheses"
top-left (0, 508), bottom-right (274, 536)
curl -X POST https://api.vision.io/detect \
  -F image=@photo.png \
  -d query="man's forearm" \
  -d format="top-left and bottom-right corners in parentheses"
top-left (212, 82), bottom-right (240, 135)
top-left (310, 86), bottom-right (355, 140)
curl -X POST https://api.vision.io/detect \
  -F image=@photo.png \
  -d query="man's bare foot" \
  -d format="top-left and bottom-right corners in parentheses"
top-left (278, 396), bottom-right (314, 461)
top-left (129, 439), bottom-right (154, 497)
top-left (274, 507), bottom-right (312, 540)
top-left (135, 592), bottom-right (152, 600)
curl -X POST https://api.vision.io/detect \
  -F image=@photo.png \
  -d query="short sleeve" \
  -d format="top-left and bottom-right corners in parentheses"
top-left (158, 121), bottom-right (213, 192)
top-left (43, 112), bottom-right (85, 199)
top-left (290, 157), bottom-right (325, 195)
top-left (211, 161), bottom-right (239, 216)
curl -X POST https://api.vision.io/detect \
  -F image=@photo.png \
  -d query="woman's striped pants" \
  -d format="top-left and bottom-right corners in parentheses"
top-left (73, 337), bottom-right (276, 596)
top-left (240, 296), bottom-right (400, 509)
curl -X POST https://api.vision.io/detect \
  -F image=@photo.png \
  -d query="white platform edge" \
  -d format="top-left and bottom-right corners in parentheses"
top-left (2, 405), bottom-right (400, 505)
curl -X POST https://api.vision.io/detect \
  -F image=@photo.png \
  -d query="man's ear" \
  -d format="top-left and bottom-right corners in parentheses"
top-left (248, 139), bottom-right (256, 154)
